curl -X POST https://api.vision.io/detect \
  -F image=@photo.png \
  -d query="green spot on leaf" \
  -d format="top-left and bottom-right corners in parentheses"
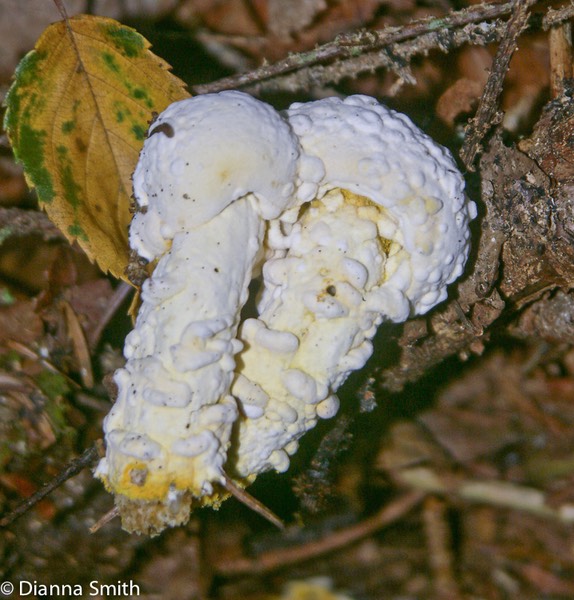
top-left (132, 124), bottom-right (146, 141)
top-left (13, 50), bottom-right (47, 87)
top-left (68, 222), bottom-right (89, 241)
top-left (102, 51), bottom-right (120, 72)
top-left (15, 125), bottom-right (55, 203)
top-left (102, 23), bottom-right (144, 58)
top-left (57, 145), bottom-right (83, 209)
top-left (130, 87), bottom-right (154, 109)
top-left (62, 120), bottom-right (75, 134)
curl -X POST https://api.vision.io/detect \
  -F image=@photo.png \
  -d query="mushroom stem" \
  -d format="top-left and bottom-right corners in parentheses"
top-left (232, 189), bottom-right (396, 477)
top-left (231, 95), bottom-right (474, 479)
top-left (95, 91), bottom-right (302, 535)
top-left (97, 197), bottom-right (265, 533)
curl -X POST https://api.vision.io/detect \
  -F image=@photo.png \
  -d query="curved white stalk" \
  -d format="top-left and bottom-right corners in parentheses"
top-left (95, 92), bottom-right (300, 535)
top-left (231, 96), bottom-right (476, 478)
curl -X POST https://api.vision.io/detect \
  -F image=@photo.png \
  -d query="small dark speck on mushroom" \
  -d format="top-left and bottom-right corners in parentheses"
top-left (183, 193), bottom-right (190, 199)
top-left (326, 285), bottom-right (337, 296)
top-left (214, 267), bottom-right (219, 273)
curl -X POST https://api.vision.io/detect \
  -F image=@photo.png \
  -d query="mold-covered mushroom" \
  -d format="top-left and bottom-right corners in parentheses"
top-left (96, 92), bottom-right (475, 536)
top-left (95, 91), bottom-right (300, 535)
top-left (230, 95), bottom-right (476, 479)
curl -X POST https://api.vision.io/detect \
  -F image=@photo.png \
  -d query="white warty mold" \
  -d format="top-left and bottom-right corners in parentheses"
top-left (95, 91), bottom-right (476, 535)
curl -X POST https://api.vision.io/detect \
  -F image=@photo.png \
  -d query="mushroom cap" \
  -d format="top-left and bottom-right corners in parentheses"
top-left (287, 95), bottom-right (476, 318)
top-left (130, 91), bottom-right (300, 261)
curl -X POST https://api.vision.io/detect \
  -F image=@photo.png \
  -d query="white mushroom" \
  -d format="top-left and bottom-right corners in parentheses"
top-left (95, 91), bottom-right (300, 535)
top-left (230, 95), bottom-right (476, 479)
top-left (96, 92), bottom-right (475, 535)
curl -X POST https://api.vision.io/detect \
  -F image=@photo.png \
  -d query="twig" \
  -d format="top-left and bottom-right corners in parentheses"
top-left (52, 0), bottom-right (70, 20)
top-left (213, 490), bottom-right (425, 576)
top-left (88, 281), bottom-right (133, 349)
top-left (193, 0), bottom-right (519, 94)
top-left (89, 505), bottom-right (119, 533)
top-left (223, 475), bottom-right (285, 530)
top-left (6, 340), bottom-right (83, 390)
top-left (397, 466), bottom-right (574, 523)
top-left (460, 0), bottom-right (538, 170)
top-left (543, 3), bottom-right (574, 29)
top-left (251, 20), bottom-right (505, 95)
top-left (0, 443), bottom-right (100, 527)
top-left (548, 22), bottom-right (573, 97)
top-left (423, 496), bottom-right (460, 599)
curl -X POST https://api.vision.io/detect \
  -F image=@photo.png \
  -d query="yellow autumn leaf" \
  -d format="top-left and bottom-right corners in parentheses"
top-left (4, 15), bottom-right (190, 280)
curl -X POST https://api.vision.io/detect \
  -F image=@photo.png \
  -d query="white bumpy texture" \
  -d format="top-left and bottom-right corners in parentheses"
top-left (95, 92), bottom-right (300, 534)
top-left (232, 96), bottom-right (476, 477)
top-left (96, 91), bottom-right (476, 534)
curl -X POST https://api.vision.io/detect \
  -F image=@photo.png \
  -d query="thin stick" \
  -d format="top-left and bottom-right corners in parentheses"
top-left (460, 0), bottom-right (537, 170)
top-left (89, 505), bottom-right (120, 533)
top-left (0, 443), bottom-right (100, 527)
top-left (548, 23), bottom-right (573, 98)
top-left (214, 490), bottom-right (425, 576)
top-left (223, 475), bottom-right (285, 530)
top-left (88, 282), bottom-right (133, 349)
top-left (423, 496), bottom-right (460, 599)
top-left (543, 3), bottom-right (574, 29)
top-left (53, 0), bottom-right (70, 20)
top-left (193, 1), bottom-right (518, 94)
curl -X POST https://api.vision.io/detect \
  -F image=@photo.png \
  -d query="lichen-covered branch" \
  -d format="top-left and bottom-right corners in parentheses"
top-left (0, 444), bottom-right (100, 527)
top-left (460, 0), bottom-right (538, 170)
top-left (245, 20), bottom-right (506, 95)
top-left (193, 0), bottom-right (547, 96)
